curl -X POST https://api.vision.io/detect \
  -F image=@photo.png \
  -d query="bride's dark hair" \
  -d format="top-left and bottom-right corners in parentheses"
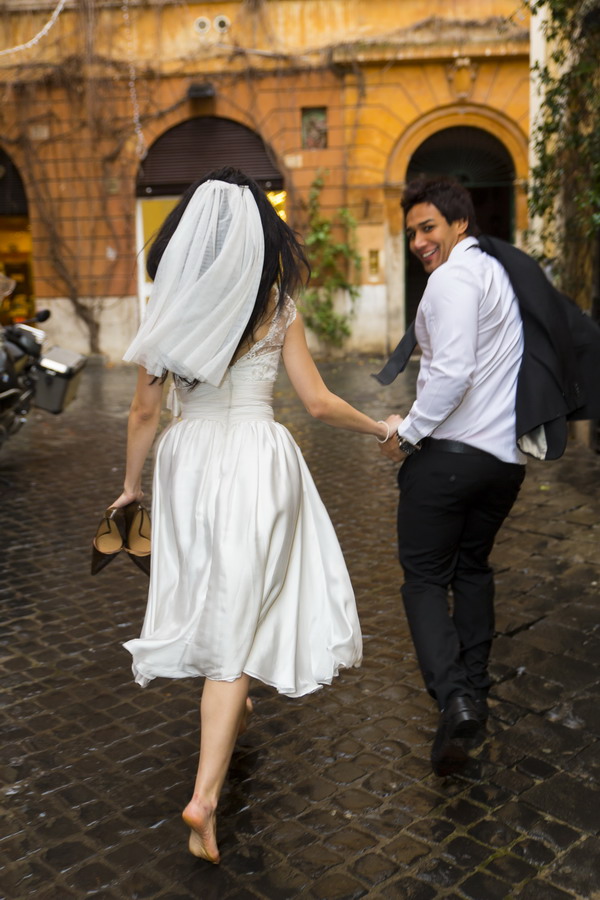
top-left (146, 166), bottom-right (310, 350)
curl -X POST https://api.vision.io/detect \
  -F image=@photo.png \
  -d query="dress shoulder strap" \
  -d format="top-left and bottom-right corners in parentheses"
top-left (280, 293), bottom-right (297, 329)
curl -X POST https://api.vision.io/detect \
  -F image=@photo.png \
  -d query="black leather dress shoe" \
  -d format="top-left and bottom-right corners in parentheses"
top-left (474, 696), bottom-right (489, 725)
top-left (431, 694), bottom-right (480, 777)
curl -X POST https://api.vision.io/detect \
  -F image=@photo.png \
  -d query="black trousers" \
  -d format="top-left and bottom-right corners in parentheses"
top-left (397, 442), bottom-right (525, 711)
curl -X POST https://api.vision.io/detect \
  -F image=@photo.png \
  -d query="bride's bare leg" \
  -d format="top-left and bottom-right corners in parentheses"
top-left (238, 696), bottom-right (254, 736)
top-left (182, 674), bottom-right (251, 863)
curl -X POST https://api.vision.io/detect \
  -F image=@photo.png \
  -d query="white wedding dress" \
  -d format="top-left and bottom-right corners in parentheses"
top-left (123, 296), bottom-right (362, 697)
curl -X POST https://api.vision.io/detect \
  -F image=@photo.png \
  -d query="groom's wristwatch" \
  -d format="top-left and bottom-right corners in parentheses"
top-left (397, 434), bottom-right (421, 455)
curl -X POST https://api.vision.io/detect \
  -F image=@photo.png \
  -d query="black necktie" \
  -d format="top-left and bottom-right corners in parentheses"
top-left (372, 320), bottom-right (417, 385)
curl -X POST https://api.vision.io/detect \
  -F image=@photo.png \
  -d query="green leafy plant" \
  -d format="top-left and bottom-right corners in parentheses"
top-left (300, 171), bottom-right (362, 346)
top-left (526, 0), bottom-right (600, 312)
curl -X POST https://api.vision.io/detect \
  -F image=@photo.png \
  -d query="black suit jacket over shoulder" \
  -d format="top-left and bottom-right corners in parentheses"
top-left (478, 235), bottom-right (600, 460)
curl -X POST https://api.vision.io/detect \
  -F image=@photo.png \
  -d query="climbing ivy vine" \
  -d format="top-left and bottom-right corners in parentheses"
top-left (526, 0), bottom-right (600, 312)
top-left (300, 172), bottom-right (362, 347)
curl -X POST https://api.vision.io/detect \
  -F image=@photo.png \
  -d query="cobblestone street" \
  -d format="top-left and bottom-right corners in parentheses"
top-left (1, 358), bottom-right (599, 900)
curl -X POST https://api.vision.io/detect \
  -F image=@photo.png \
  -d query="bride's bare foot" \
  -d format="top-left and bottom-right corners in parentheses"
top-left (182, 801), bottom-right (220, 863)
top-left (237, 696), bottom-right (254, 737)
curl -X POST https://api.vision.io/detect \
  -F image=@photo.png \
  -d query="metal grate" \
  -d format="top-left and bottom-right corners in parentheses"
top-left (136, 116), bottom-right (283, 196)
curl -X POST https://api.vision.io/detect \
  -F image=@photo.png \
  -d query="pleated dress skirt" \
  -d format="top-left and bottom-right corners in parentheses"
top-left (123, 379), bottom-right (362, 697)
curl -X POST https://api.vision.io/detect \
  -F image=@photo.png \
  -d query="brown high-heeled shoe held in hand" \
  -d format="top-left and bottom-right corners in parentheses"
top-left (124, 501), bottom-right (152, 576)
top-left (91, 507), bottom-right (126, 575)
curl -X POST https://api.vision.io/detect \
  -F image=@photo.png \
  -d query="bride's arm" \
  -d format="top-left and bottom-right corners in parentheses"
top-left (111, 366), bottom-right (164, 507)
top-left (282, 313), bottom-right (394, 439)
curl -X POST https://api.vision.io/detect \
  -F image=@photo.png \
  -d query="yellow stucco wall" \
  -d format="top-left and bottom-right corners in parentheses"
top-left (0, 0), bottom-right (531, 354)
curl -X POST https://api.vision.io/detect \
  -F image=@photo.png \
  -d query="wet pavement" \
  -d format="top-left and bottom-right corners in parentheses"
top-left (1, 357), bottom-right (599, 900)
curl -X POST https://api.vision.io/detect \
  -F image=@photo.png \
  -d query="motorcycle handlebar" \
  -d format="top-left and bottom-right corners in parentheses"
top-left (20, 310), bottom-right (51, 325)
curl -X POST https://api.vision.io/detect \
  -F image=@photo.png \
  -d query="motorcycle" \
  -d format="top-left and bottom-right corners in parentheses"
top-left (0, 274), bottom-right (86, 450)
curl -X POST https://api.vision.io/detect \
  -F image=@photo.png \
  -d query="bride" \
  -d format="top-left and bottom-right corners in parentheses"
top-left (102, 167), bottom-right (395, 863)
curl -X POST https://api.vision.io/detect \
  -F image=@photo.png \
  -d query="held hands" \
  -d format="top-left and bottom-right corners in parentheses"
top-left (378, 414), bottom-right (407, 462)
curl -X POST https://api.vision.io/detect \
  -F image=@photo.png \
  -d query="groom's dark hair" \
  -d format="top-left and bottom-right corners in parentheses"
top-left (401, 176), bottom-right (480, 236)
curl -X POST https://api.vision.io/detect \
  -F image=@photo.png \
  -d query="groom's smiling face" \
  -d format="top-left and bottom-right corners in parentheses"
top-left (405, 202), bottom-right (468, 274)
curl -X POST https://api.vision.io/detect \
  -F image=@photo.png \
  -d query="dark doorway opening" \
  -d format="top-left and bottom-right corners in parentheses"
top-left (404, 126), bottom-right (516, 326)
top-left (0, 148), bottom-right (34, 323)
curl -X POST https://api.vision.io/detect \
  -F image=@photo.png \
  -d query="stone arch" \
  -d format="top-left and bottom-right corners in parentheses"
top-left (0, 146), bottom-right (34, 322)
top-left (387, 105), bottom-right (528, 187)
top-left (384, 106), bottom-right (529, 335)
top-left (386, 104), bottom-right (528, 237)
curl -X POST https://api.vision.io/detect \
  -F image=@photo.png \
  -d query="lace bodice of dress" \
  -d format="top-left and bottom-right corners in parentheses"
top-left (173, 295), bottom-right (296, 419)
top-left (229, 293), bottom-right (296, 384)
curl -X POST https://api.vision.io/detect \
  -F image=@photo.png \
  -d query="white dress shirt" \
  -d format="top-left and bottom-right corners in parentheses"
top-left (398, 236), bottom-right (526, 464)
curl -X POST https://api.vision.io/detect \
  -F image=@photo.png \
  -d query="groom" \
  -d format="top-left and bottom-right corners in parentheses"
top-left (378, 176), bottom-right (527, 776)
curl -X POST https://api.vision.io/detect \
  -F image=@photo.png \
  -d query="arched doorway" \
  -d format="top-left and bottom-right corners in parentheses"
top-left (404, 126), bottom-right (516, 325)
top-left (0, 148), bottom-right (34, 324)
top-left (135, 117), bottom-right (284, 311)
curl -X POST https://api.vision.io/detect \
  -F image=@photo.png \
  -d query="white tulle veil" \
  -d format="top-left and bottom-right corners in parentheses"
top-left (123, 180), bottom-right (265, 386)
